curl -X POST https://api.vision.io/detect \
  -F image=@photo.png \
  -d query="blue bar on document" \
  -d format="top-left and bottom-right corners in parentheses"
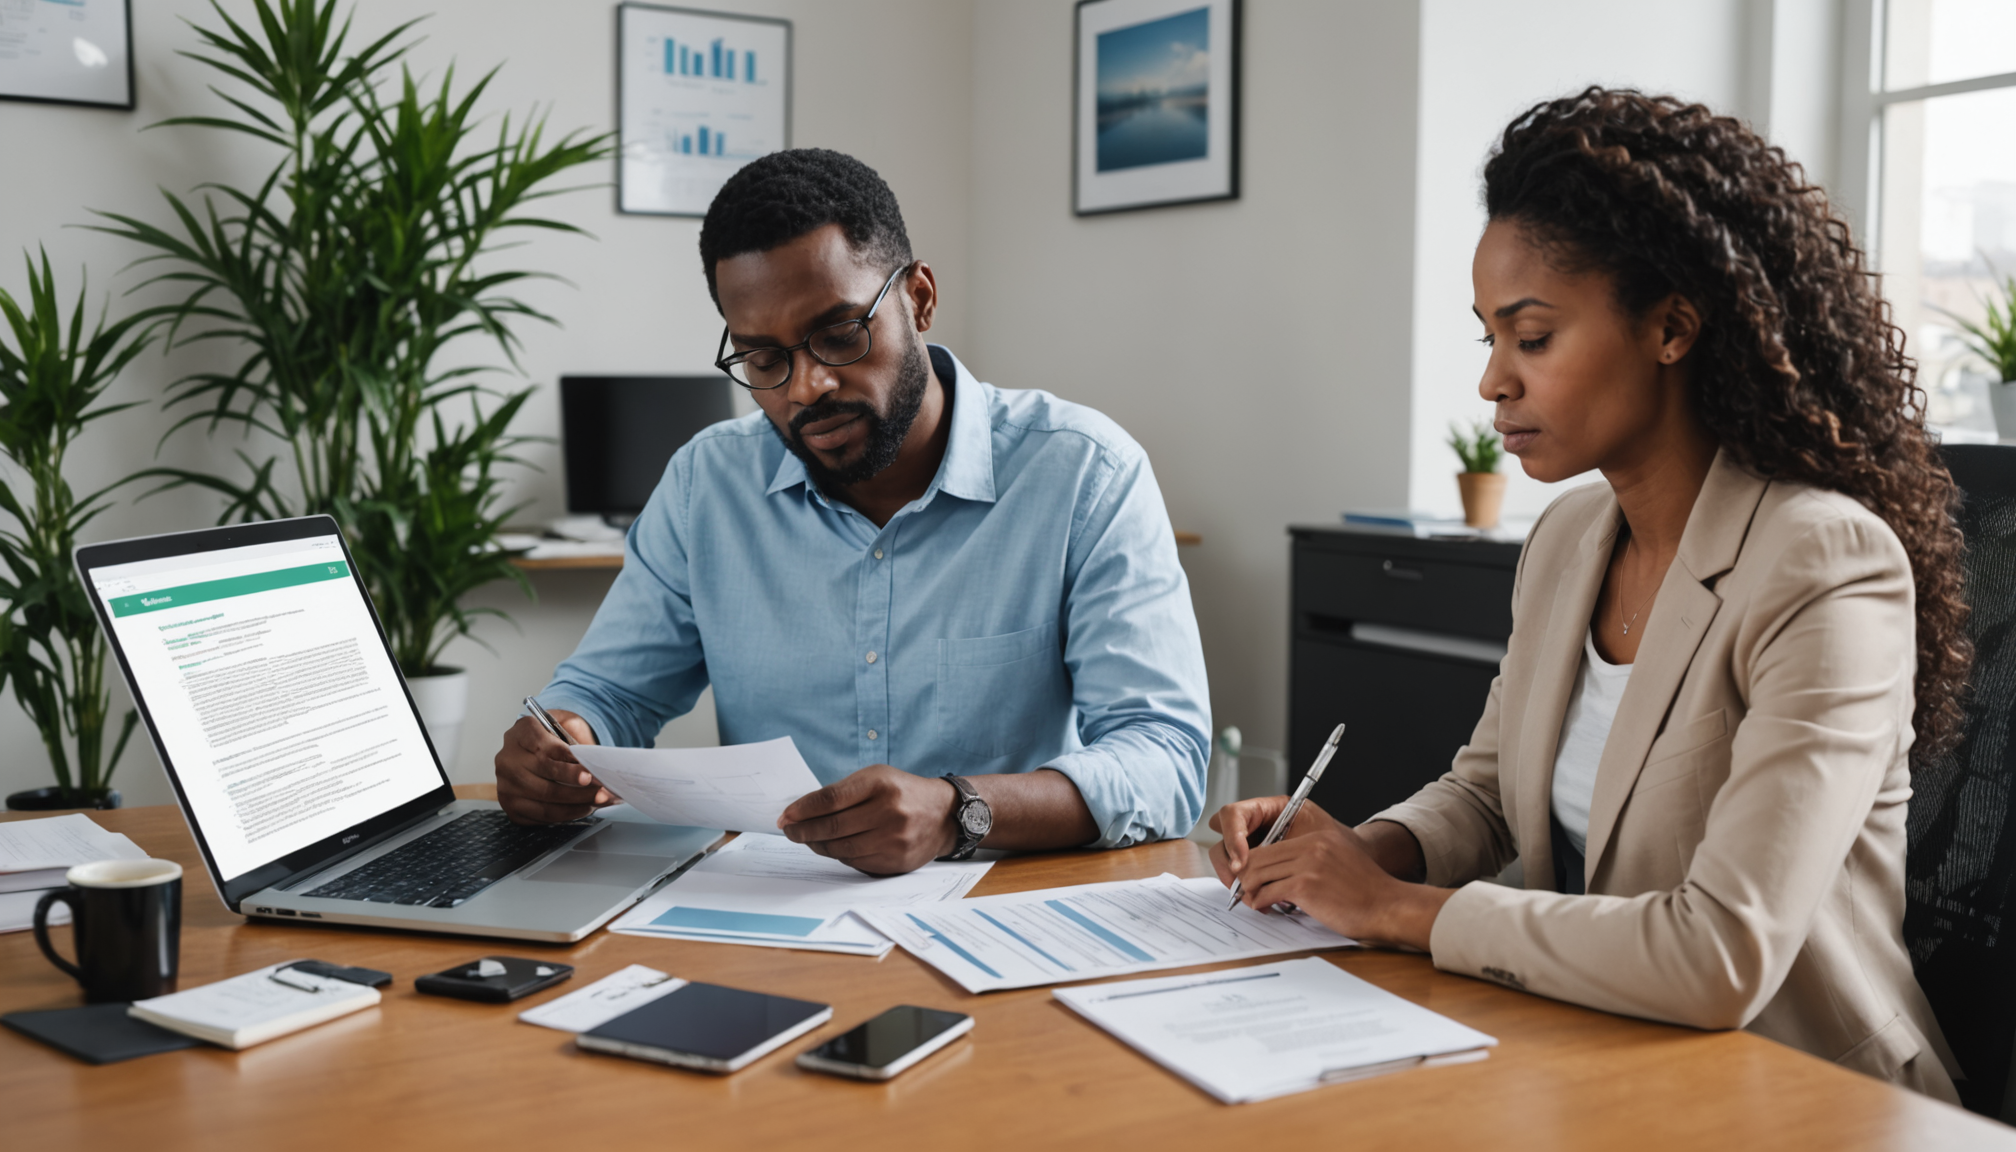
top-left (1045, 899), bottom-right (1155, 962)
top-left (652, 906), bottom-right (826, 937)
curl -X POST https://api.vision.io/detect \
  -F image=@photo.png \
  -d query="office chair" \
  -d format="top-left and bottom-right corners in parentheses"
top-left (1906, 442), bottom-right (2016, 1119)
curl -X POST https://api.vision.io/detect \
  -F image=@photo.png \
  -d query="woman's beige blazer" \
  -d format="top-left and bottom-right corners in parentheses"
top-left (1370, 449), bottom-right (1961, 1100)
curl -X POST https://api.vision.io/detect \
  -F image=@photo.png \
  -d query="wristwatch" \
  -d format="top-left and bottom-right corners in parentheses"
top-left (938, 774), bottom-right (993, 861)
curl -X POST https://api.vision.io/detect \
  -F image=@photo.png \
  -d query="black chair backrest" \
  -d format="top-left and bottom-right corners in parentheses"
top-left (1907, 442), bottom-right (2016, 1118)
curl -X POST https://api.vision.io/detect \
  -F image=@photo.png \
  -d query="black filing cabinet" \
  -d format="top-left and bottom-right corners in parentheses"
top-left (1288, 526), bottom-right (1521, 823)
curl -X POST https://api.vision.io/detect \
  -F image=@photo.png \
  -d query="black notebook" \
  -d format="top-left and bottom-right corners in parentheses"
top-left (4, 1003), bottom-right (203, 1065)
top-left (576, 981), bottom-right (831, 1073)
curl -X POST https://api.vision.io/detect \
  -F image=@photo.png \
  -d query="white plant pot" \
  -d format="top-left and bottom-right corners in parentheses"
top-left (1991, 380), bottom-right (2016, 440)
top-left (406, 668), bottom-right (470, 774)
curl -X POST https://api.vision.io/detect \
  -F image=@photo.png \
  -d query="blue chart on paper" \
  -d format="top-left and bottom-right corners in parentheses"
top-left (652, 906), bottom-right (825, 938)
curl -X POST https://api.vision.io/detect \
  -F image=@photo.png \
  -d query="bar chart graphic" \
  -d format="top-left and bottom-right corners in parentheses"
top-left (619, 5), bottom-right (791, 215)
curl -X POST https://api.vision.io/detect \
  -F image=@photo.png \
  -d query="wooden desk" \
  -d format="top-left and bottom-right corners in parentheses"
top-left (5, 798), bottom-right (2008, 1151)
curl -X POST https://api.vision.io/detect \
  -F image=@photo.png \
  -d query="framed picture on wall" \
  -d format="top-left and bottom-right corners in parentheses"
top-left (1073, 0), bottom-right (1239, 216)
top-left (0, 0), bottom-right (133, 110)
top-left (617, 3), bottom-right (792, 217)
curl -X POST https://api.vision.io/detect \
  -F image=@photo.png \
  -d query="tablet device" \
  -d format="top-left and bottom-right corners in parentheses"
top-left (576, 982), bottom-right (832, 1073)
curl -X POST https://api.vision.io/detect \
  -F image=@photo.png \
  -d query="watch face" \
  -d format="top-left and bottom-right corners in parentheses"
top-left (959, 803), bottom-right (991, 837)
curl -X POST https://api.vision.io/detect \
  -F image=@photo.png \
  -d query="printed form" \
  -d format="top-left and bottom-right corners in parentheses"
top-left (858, 874), bottom-right (1356, 993)
top-left (1054, 958), bottom-right (1495, 1104)
top-left (610, 835), bottom-right (991, 956)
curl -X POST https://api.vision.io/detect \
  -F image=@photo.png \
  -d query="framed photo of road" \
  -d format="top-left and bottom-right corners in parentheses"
top-left (1073, 0), bottom-right (1239, 215)
top-left (617, 3), bottom-right (791, 217)
top-left (0, 0), bottom-right (133, 110)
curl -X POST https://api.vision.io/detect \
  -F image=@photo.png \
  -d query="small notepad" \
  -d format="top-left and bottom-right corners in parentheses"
top-left (128, 961), bottom-right (380, 1050)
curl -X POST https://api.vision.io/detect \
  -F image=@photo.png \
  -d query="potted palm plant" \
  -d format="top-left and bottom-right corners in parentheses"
top-left (1943, 269), bottom-right (2016, 438)
top-left (1449, 419), bottom-right (1506, 529)
top-left (0, 253), bottom-right (150, 810)
top-left (97, 0), bottom-right (608, 768)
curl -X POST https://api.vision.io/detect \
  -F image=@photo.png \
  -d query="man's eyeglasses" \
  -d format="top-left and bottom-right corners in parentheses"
top-left (714, 263), bottom-right (912, 391)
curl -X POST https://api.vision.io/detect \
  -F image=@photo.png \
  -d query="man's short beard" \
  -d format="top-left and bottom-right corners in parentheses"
top-left (774, 337), bottom-right (931, 491)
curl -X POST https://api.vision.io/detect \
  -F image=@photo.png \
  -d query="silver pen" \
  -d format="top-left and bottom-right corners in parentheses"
top-left (1226, 723), bottom-right (1345, 911)
top-left (523, 695), bottom-right (572, 745)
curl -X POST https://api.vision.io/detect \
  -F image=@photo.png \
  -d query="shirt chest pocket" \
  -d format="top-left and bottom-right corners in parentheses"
top-left (937, 622), bottom-right (1069, 759)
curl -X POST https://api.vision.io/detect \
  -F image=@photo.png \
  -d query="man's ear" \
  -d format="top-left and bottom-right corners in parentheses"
top-left (905, 261), bottom-right (938, 334)
top-left (1655, 293), bottom-right (1703, 365)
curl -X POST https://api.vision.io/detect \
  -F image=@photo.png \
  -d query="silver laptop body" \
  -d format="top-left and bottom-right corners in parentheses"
top-left (78, 515), bottom-right (719, 943)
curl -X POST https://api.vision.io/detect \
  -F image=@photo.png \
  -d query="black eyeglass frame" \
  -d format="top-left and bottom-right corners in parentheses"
top-left (713, 263), bottom-right (913, 391)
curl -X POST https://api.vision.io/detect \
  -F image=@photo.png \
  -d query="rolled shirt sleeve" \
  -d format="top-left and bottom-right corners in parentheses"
top-left (1044, 446), bottom-right (1211, 848)
top-left (538, 448), bottom-right (709, 748)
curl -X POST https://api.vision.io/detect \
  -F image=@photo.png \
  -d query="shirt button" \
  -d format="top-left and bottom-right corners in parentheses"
top-left (865, 651), bottom-right (878, 664)
top-left (867, 730), bottom-right (878, 740)
top-left (873, 549), bottom-right (884, 560)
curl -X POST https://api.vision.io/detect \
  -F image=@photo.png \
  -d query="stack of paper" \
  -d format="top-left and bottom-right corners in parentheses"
top-left (857, 874), bottom-right (1356, 993)
top-left (0, 814), bottom-right (148, 933)
top-left (610, 835), bottom-right (992, 956)
top-left (1055, 958), bottom-right (1495, 1103)
top-left (129, 962), bottom-right (380, 1049)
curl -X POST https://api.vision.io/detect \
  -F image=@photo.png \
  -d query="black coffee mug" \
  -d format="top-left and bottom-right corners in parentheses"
top-left (34, 858), bottom-right (183, 1002)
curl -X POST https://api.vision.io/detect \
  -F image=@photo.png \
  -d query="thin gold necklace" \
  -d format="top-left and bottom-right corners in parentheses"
top-left (1615, 534), bottom-right (1657, 636)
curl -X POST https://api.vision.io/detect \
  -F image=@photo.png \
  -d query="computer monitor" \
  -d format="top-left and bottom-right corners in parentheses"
top-left (560, 375), bottom-right (737, 525)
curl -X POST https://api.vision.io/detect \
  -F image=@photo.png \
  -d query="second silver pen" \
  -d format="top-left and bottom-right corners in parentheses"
top-left (1226, 722), bottom-right (1345, 911)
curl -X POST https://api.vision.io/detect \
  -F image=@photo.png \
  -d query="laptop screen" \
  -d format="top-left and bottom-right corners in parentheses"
top-left (86, 526), bottom-right (444, 883)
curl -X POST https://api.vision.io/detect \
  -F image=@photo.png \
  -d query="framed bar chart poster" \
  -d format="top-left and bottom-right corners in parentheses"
top-left (1073, 0), bottom-right (1239, 215)
top-left (618, 3), bottom-right (791, 217)
top-left (0, 0), bottom-right (134, 109)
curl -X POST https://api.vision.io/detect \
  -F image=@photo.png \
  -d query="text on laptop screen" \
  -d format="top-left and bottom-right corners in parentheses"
top-left (91, 534), bottom-right (441, 881)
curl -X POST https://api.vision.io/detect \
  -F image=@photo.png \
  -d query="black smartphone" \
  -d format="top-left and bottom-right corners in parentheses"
top-left (414, 956), bottom-right (573, 1002)
top-left (795, 1005), bottom-right (974, 1081)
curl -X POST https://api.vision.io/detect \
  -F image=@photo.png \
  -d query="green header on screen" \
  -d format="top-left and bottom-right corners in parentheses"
top-left (108, 560), bottom-right (351, 618)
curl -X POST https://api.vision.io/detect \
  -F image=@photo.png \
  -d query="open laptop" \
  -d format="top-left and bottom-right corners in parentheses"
top-left (77, 515), bottom-right (721, 942)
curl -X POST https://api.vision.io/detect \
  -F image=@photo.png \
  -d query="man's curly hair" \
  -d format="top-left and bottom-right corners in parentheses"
top-left (699, 148), bottom-right (912, 308)
top-left (1484, 87), bottom-right (1970, 754)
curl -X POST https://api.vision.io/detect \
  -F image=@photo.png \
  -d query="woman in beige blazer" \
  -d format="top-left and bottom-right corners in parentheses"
top-left (1212, 89), bottom-right (1970, 1101)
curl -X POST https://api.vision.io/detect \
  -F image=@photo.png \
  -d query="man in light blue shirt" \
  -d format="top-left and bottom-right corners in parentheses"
top-left (495, 149), bottom-right (1208, 874)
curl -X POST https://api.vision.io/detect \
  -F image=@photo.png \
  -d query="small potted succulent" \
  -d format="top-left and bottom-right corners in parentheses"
top-left (1942, 269), bottom-right (2016, 437)
top-left (1449, 419), bottom-right (1506, 529)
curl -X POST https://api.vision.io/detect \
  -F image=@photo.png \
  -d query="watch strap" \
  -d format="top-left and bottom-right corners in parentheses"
top-left (939, 774), bottom-right (988, 862)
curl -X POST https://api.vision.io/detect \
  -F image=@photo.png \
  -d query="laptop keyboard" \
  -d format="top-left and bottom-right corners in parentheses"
top-left (304, 811), bottom-right (593, 908)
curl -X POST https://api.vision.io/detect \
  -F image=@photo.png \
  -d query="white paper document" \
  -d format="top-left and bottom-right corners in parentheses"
top-left (570, 737), bottom-right (822, 833)
top-left (609, 835), bottom-right (992, 956)
top-left (857, 874), bottom-right (1356, 993)
top-left (0, 813), bottom-right (147, 894)
top-left (518, 964), bottom-right (687, 1033)
top-left (1054, 958), bottom-right (1496, 1104)
top-left (0, 887), bottom-right (68, 933)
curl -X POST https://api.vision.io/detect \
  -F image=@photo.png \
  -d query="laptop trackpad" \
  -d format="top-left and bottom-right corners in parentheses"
top-left (524, 824), bottom-right (685, 888)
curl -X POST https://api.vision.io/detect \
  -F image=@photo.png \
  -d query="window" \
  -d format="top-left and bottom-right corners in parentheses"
top-left (1868, 0), bottom-right (2016, 436)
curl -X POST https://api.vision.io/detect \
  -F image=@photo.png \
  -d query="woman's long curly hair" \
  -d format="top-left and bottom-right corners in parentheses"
top-left (1483, 87), bottom-right (1970, 754)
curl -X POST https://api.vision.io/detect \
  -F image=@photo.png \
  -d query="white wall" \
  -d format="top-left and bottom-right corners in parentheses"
top-left (0, 0), bottom-right (974, 805)
top-left (0, 0), bottom-right (1844, 809)
top-left (1407, 0), bottom-right (1752, 521)
top-left (966, 0), bottom-right (1421, 758)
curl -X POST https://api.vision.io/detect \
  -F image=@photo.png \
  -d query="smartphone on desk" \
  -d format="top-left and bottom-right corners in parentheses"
top-left (796, 1005), bottom-right (974, 1081)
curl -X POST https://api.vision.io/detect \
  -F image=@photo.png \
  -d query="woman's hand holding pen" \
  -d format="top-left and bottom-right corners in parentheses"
top-left (1208, 798), bottom-right (1453, 951)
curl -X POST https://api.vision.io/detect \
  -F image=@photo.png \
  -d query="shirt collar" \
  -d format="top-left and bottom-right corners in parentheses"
top-left (764, 344), bottom-right (997, 505)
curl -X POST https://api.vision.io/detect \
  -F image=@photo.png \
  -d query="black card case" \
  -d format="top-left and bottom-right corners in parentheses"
top-left (3, 1003), bottom-right (203, 1064)
top-left (414, 956), bottom-right (573, 1002)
